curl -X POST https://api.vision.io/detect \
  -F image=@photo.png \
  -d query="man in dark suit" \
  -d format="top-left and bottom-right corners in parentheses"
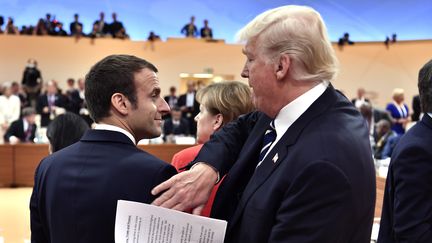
top-left (378, 59), bottom-right (432, 242)
top-left (109, 12), bottom-right (124, 38)
top-left (351, 87), bottom-right (370, 108)
top-left (177, 81), bottom-right (199, 135)
top-left (152, 6), bottom-right (376, 242)
top-left (30, 55), bottom-right (176, 243)
top-left (163, 107), bottom-right (190, 141)
top-left (69, 13), bottom-right (83, 36)
top-left (36, 81), bottom-right (67, 127)
top-left (4, 107), bottom-right (37, 143)
top-left (163, 86), bottom-right (178, 119)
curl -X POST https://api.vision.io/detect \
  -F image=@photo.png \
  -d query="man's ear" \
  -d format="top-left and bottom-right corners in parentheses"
top-left (275, 54), bottom-right (290, 80)
top-left (213, 113), bottom-right (224, 131)
top-left (111, 93), bottom-right (129, 116)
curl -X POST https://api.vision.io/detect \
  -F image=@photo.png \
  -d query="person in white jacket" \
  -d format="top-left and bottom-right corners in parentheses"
top-left (0, 82), bottom-right (21, 143)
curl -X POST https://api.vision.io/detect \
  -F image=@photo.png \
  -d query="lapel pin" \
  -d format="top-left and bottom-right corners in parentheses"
top-left (272, 153), bottom-right (279, 163)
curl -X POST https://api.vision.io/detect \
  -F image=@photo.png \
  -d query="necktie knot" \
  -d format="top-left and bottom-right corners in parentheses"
top-left (259, 120), bottom-right (276, 163)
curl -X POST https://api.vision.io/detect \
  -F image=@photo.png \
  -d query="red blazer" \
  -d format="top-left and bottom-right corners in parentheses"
top-left (172, 144), bottom-right (223, 217)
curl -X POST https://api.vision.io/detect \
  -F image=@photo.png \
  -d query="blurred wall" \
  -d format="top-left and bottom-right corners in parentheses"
top-left (1, 35), bottom-right (431, 109)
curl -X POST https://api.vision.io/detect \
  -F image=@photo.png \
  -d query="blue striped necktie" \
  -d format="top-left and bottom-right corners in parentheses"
top-left (258, 120), bottom-right (277, 163)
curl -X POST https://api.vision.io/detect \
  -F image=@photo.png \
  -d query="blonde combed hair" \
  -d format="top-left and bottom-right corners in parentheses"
top-left (196, 81), bottom-right (254, 125)
top-left (236, 5), bottom-right (338, 82)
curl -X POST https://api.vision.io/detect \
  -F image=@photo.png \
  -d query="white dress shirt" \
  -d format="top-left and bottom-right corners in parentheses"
top-left (259, 81), bottom-right (329, 164)
top-left (186, 92), bottom-right (195, 107)
top-left (94, 124), bottom-right (136, 144)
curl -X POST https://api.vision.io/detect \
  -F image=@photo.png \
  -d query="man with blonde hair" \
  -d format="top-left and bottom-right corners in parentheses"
top-left (152, 6), bottom-right (375, 242)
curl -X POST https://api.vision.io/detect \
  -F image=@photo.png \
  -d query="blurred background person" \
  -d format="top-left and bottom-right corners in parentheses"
top-left (5, 17), bottom-right (19, 34)
top-left (109, 12), bottom-right (125, 38)
top-left (171, 81), bottom-right (254, 216)
top-left (64, 78), bottom-right (82, 114)
top-left (386, 88), bottom-right (410, 135)
top-left (0, 82), bottom-right (21, 143)
top-left (3, 107), bottom-right (36, 144)
top-left (163, 86), bottom-right (178, 119)
top-left (46, 112), bottom-right (89, 153)
top-left (411, 94), bottom-right (422, 122)
top-left (181, 16), bottom-right (198, 37)
top-left (352, 87), bottom-right (369, 109)
top-left (200, 19), bottom-right (213, 39)
top-left (55, 22), bottom-right (68, 36)
top-left (36, 81), bottom-right (67, 127)
top-left (163, 107), bottom-right (190, 142)
top-left (11, 81), bottom-right (29, 108)
top-left (69, 13), bottom-right (83, 36)
top-left (178, 81), bottom-right (199, 135)
top-left (374, 119), bottom-right (400, 160)
top-left (33, 18), bottom-right (48, 36)
top-left (76, 78), bottom-right (93, 126)
top-left (0, 15), bottom-right (4, 33)
top-left (22, 58), bottom-right (43, 107)
top-left (93, 12), bottom-right (109, 37)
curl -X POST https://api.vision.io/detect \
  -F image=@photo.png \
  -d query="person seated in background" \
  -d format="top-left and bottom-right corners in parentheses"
top-left (359, 101), bottom-right (394, 149)
top-left (55, 22), bottom-right (68, 36)
top-left (0, 82), bottom-right (21, 135)
top-left (374, 119), bottom-right (400, 160)
top-left (200, 19), bottom-right (213, 39)
top-left (386, 88), bottom-right (410, 135)
top-left (4, 107), bottom-right (37, 144)
top-left (181, 16), bottom-right (198, 37)
top-left (36, 80), bottom-right (67, 127)
top-left (0, 16), bottom-right (4, 33)
top-left (46, 112), bottom-right (89, 153)
top-left (163, 107), bottom-right (190, 142)
top-left (147, 31), bottom-right (160, 41)
top-left (171, 81), bottom-right (254, 216)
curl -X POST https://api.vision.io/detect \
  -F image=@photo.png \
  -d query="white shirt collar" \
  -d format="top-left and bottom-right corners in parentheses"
top-left (273, 81), bottom-right (329, 141)
top-left (94, 123), bottom-right (136, 144)
top-left (258, 81), bottom-right (329, 165)
top-left (428, 113), bottom-right (432, 119)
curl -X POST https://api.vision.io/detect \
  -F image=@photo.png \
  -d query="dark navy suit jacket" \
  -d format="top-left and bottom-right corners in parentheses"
top-left (194, 85), bottom-right (376, 242)
top-left (378, 114), bottom-right (432, 242)
top-left (30, 130), bottom-right (177, 243)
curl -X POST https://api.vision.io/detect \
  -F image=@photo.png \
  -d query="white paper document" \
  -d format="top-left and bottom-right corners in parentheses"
top-left (115, 200), bottom-right (227, 243)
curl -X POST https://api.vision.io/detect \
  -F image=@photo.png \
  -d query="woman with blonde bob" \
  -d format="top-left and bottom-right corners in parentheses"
top-left (386, 88), bottom-right (410, 134)
top-left (171, 81), bottom-right (254, 216)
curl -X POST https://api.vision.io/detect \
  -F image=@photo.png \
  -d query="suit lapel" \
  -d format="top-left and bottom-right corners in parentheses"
top-left (228, 85), bottom-right (339, 229)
